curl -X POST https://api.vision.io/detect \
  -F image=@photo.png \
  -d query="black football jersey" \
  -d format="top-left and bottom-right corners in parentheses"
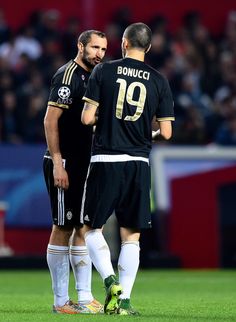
top-left (47, 60), bottom-right (93, 159)
top-left (83, 57), bottom-right (175, 158)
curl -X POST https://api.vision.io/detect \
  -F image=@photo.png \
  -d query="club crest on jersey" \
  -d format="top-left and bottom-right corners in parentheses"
top-left (66, 211), bottom-right (73, 220)
top-left (58, 86), bottom-right (71, 99)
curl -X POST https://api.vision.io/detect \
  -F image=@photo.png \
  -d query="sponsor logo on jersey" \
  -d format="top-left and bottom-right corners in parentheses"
top-left (57, 97), bottom-right (73, 104)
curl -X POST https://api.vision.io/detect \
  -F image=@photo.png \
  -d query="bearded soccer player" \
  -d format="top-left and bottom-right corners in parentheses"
top-left (81, 22), bottom-right (174, 315)
top-left (43, 30), bottom-right (107, 314)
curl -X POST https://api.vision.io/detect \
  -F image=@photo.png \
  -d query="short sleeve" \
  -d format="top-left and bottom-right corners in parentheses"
top-left (156, 76), bottom-right (175, 121)
top-left (48, 73), bottom-right (74, 110)
top-left (82, 63), bottom-right (103, 106)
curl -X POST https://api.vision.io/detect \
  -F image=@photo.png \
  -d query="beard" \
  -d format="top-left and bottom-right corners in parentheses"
top-left (81, 49), bottom-right (100, 69)
top-left (81, 55), bottom-right (95, 69)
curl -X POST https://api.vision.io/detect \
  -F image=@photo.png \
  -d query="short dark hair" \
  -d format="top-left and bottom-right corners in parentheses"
top-left (78, 30), bottom-right (106, 46)
top-left (123, 22), bottom-right (152, 52)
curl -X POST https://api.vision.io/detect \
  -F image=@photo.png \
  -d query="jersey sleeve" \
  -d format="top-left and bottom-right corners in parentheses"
top-left (82, 63), bottom-right (103, 107)
top-left (156, 76), bottom-right (175, 121)
top-left (47, 73), bottom-right (74, 110)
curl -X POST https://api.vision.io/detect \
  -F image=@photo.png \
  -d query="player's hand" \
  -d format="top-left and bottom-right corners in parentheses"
top-left (53, 165), bottom-right (69, 190)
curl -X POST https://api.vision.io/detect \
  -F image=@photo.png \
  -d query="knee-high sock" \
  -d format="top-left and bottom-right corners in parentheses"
top-left (47, 244), bottom-right (70, 306)
top-left (85, 230), bottom-right (115, 280)
top-left (69, 245), bottom-right (93, 304)
top-left (118, 241), bottom-right (140, 299)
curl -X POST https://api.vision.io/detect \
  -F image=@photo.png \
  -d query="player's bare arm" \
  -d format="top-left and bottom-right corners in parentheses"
top-left (158, 120), bottom-right (172, 140)
top-left (81, 102), bottom-right (98, 125)
top-left (152, 118), bottom-right (172, 140)
top-left (44, 106), bottom-right (69, 189)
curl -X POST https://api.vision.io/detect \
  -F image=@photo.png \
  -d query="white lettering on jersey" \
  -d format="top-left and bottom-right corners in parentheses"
top-left (117, 66), bottom-right (150, 80)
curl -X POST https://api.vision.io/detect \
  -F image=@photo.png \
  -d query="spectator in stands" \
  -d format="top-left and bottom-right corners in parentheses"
top-left (1, 90), bottom-right (22, 143)
top-left (213, 93), bottom-right (236, 146)
top-left (0, 6), bottom-right (235, 147)
top-left (61, 17), bottom-right (81, 60)
top-left (0, 8), bottom-right (11, 45)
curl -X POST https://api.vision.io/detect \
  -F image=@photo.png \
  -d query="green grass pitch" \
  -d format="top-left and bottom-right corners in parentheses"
top-left (0, 269), bottom-right (236, 321)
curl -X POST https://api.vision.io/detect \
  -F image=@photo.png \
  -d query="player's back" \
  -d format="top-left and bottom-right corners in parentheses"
top-left (90, 57), bottom-right (173, 158)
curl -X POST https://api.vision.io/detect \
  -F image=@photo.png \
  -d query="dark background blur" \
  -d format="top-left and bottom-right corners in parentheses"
top-left (0, 0), bottom-right (236, 269)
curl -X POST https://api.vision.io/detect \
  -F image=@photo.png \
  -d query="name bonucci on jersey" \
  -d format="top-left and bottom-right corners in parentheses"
top-left (117, 66), bottom-right (150, 80)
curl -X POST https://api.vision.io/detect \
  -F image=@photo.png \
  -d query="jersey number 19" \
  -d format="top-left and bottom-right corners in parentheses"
top-left (115, 78), bottom-right (147, 122)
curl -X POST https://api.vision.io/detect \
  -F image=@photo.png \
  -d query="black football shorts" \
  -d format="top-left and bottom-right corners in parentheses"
top-left (43, 155), bottom-right (89, 226)
top-left (81, 160), bottom-right (152, 229)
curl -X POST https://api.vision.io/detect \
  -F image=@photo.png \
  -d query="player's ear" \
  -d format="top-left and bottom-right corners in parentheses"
top-left (145, 44), bottom-right (151, 53)
top-left (123, 37), bottom-right (129, 49)
top-left (78, 41), bottom-right (84, 53)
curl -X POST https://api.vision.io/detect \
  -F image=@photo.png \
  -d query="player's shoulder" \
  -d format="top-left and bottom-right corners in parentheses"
top-left (92, 59), bottom-right (123, 76)
top-left (145, 63), bottom-right (163, 78)
top-left (99, 58), bottom-right (123, 69)
top-left (107, 58), bottom-right (123, 65)
top-left (52, 60), bottom-right (80, 85)
top-left (145, 63), bottom-right (169, 85)
top-left (53, 60), bottom-right (72, 78)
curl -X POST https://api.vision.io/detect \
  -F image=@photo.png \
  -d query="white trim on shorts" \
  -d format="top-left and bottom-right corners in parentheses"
top-left (90, 154), bottom-right (149, 164)
top-left (57, 159), bottom-right (66, 225)
top-left (44, 155), bottom-right (67, 226)
top-left (57, 187), bottom-right (65, 225)
top-left (80, 163), bottom-right (91, 224)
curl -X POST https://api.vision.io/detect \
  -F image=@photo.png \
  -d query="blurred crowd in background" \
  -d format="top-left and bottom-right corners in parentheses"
top-left (0, 7), bottom-right (236, 146)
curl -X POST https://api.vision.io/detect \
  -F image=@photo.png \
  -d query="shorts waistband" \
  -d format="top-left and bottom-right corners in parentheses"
top-left (90, 154), bottom-right (149, 164)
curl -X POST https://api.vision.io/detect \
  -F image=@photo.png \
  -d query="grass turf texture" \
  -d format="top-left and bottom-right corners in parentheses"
top-left (0, 269), bottom-right (236, 321)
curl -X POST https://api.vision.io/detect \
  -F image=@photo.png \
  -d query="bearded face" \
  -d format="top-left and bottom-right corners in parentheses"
top-left (81, 46), bottom-right (100, 69)
top-left (80, 34), bottom-right (107, 70)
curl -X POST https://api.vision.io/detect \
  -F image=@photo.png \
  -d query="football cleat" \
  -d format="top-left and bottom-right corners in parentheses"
top-left (52, 299), bottom-right (82, 314)
top-left (117, 298), bottom-right (140, 315)
top-left (78, 298), bottom-right (104, 314)
top-left (104, 275), bottom-right (122, 314)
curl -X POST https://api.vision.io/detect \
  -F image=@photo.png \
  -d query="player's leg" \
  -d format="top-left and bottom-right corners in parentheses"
top-left (47, 225), bottom-right (74, 311)
top-left (68, 160), bottom-right (103, 313)
top-left (116, 161), bottom-right (151, 315)
top-left (82, 162), bottom-right (123, 314)
top-left (70, 226), bottom-right (103, 313)
top-left (43, 156), bottom-right (81, 314)
top-left (85, 228), bottom-right (122, 314)
top-left (117, 227), bottom-right (140, 315)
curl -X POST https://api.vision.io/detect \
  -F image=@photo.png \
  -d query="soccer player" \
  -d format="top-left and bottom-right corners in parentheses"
top-left (43, 30), bottom-right (107, 314)
top-left (81, 22), bottom-right (175, 315)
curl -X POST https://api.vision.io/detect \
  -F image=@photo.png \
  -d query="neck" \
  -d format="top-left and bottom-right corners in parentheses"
top-left (125, 49), bottom-right (145, 62)
top-left (74, 55), bottom-right (92, 72)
